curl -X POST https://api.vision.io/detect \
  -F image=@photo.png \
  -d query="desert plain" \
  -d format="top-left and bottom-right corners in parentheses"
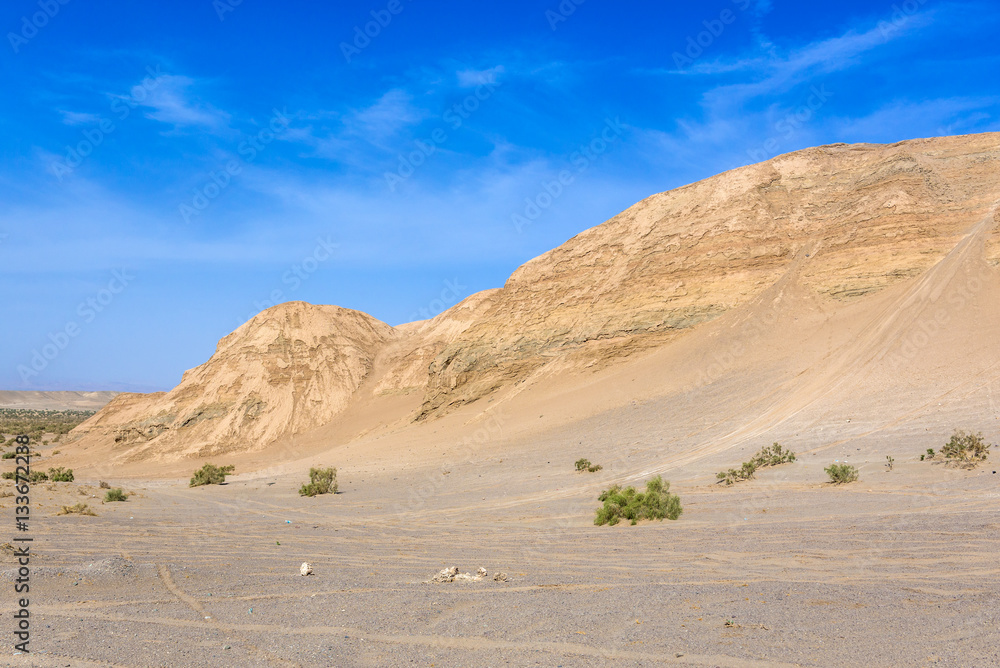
top-left (3, 134), bottom-right (1000, 667)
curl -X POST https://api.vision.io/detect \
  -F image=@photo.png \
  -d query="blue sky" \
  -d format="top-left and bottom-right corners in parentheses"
top-left (2, 0), bottom-right (998, 391)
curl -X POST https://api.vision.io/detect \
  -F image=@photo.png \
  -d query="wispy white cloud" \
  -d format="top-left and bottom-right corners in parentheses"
top-left (129, 75), bottom-right (231, 131)
top-left (828, 96), bottom-right (1000, 142)
top-left (708, 19), bottom-right (930, 103)
top-left (349, 89), bottom-right (427, 139)
top-left (646, 4), bottom-right (935, 111)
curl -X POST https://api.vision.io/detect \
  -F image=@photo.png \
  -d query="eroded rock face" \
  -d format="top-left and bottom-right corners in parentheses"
top-left (71, 303), bottom-right (395, 460)
top-left (71, 134), bottom-right (1000, 458)
top-left (416, 134), bottom-right (1000, 417)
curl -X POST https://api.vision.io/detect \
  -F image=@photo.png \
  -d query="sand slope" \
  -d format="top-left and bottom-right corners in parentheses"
top-left (65, 133), bottom-right (1000, 472)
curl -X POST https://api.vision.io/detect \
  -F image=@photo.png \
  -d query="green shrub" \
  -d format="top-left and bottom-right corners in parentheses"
top-left (940, 430), bottom-right (990, 468)
top-left (587, 464), bottom-right (603, 472)
top-left (48, 467), bottom-right (74, 482)
top-left (299, 467), bottom-right (338, 497)
top-left (29, 470), bottom-right (48, 483)
top-left (0, 472), bottom-right (13, 480)
top-left (189, 463), bottom-right (235, 487)
top-left (594, 476), bottom-right (683, 526)
top-left (825, 463), bottom-right (859, 484)
top-left (717, 442), bottom-right (796, 485)
top-left (1, 452), bottom-right (14, 459)
top-left (104, 488), bottom-right (128, 502)
top-left (575, 458), bottom-right (591, 471)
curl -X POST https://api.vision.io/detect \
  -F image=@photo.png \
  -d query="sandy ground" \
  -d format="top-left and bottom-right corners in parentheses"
top-left (5, 184), bottom-right (998, 666)
top-left (3, 398), bottom-right (997, 667)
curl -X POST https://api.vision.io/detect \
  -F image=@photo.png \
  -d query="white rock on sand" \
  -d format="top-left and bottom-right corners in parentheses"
top-left (430, 566), bottom-right (494, 583)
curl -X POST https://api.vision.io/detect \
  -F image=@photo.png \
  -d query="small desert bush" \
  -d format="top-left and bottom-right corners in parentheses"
top-left (189, 463), bottom-right (235, 487)
top-left (717, 442), bottom-right (796, 485)
top-left (825, 463), bottom-right (859, 484)
top-left (594, 476), bottom-right (682, 526)
top-left (0, 471), bottom-right (13, 480)
top-left (104, 488), bottom-right (128, 502)
top-left (940, 430), bottom-right (990, 468)
top-left (48, 467), bottom-right (74, 482)
top-left (1, 452), bottom-right (14, 459)
top-left (575, 458), bottom-right (602, 473)
top-left (299, 467), bottom-right (338, 497)
top-left (58, 503), bottom-right (96, 516)
top-left (28, 470), bottom-right (48, 483)
top-left (99, 481), bottom-right (110, 489)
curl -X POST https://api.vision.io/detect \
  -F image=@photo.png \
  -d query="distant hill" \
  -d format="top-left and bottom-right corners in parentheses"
top-left (0, 391), bottom-right (120, 411)
top-left (67, 133), bottom-right (1000, 467)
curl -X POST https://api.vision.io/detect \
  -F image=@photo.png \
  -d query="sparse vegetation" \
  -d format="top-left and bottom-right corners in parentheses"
top-left (0, 472), bottom-right (12, 480)
top-left (575, 458), bottom-right (603, 473)
top-left (594, 476), bottom-right (682, 526)
top-left (0, 408), bottom-right (95, 444)
top-left (299, 467), bottom-right (338, 497)
top-left (939, 430), bottom-right (990, 468)
top-left (1, 452), bottom-right (14, 459)
top-left (885, 455), bottom-right (894, 471)
top-left (28, 470), bottom-right (48, 483)
top-left (104, 488), bottom-right (128, 502)
top-left (57, 503), bottom-right (96, 516)
top-left (189, 463), bottom-right (235, 487)
top-left (825, 463), bottom-right (859, 484)
top-left (99, 481), bottom-right (110, 489)
top-left (717, 442), bottom-right (796, 485)
top-left (48, 467), bottom-right (74, 482)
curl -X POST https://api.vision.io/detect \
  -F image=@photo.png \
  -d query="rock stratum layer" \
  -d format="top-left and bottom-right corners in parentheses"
top-left (75, 305), bottom-right (394, 460)
top-left (70, 133), bottom-right (1000, 461)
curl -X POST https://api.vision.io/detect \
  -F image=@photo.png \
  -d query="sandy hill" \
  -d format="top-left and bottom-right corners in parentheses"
top-left (66, 133), bottom-right (1000, 473)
